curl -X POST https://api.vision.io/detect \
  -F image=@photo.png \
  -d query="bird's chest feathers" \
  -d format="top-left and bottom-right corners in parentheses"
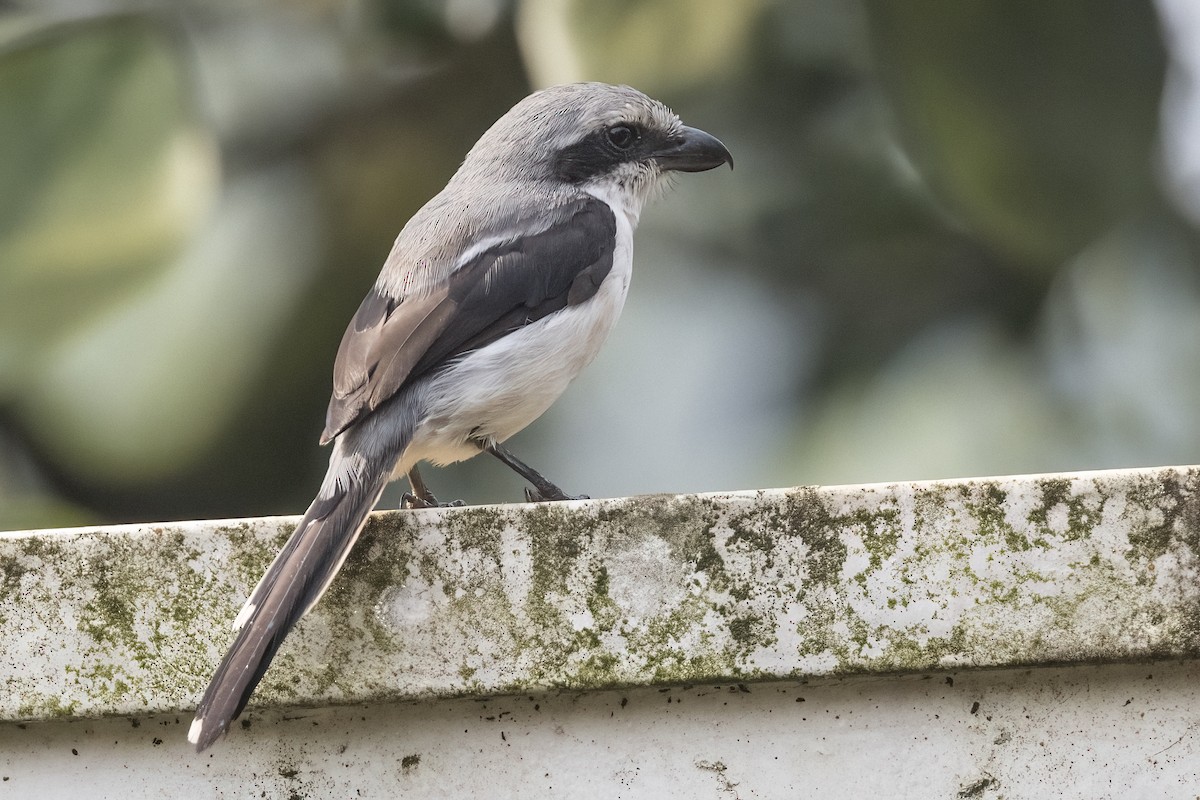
top-left (410, 192), bottom-right (636, 456)
top-left (575, 182), bottom-right (637, 349)
top-left (584, 178), bottom-right (639, 297)
top-left (496, 221), bottom-right (632, 385)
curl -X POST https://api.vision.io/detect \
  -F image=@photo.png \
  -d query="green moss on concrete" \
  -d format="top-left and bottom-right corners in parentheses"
top-left (726, 512), bottom-right (777, 568)
top-left (326, 511), bottom-right (416, 657)
top-left (602, 494), bottom-right (726, 583)
top-left (572, 652), bottom-right (620, 685)
top-left (783, 489), bottom-right (849, 595)
top-left (217, 522), bottom-right (285, 598)
top-left (16, 694), bottom-right (77, 719)
top-left (1026, 478), bottom-right (1095, 542)
top-left (522, 503), bottom-right (589, 626)
top-left (872, 622), bottom-right (974, 672)
top-left (965, 483), bottom-right (1029, 551)
top-left (619, 590), bottom-right (738, 684)
top-left (727, 613), bottom-right (774, 651)
top-left (1126, 472), bottom-right (1200, 563)
top-left (586, 566), bottom-right (621, 631)
top-left (438, 506), bottom-right (508, 557)
top-left (855, 507), bottom-right (903, 570)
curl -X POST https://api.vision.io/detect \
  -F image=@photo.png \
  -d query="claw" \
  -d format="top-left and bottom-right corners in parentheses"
top-left (400, 492), bottom-right (433, 510)
top-left (524, 487), bottom-right (589, 503)
top-left (401, 492), bottom-right (466, 509)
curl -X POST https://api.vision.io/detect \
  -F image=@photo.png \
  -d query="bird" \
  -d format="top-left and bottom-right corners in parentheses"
top-left (188, 82), bottom-right (732, 751)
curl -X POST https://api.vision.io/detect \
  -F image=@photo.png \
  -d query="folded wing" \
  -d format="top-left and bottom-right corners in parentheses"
top-left (321, 197), bottom-right (618, 444)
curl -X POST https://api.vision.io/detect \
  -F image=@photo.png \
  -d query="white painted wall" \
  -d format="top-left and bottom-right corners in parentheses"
top-left (2, 661), bottom-right (1197, 798)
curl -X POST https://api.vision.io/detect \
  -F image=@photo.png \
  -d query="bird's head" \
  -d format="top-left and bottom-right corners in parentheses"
top-left (456, 83), bottom-right (732, 210)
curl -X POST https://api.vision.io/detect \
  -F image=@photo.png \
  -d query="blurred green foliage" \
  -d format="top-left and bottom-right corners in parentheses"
top-left (0, 0), bottom-right (1191, 530)
top-left (0, 16), bottom-right (216, 381)
top-left (868, 0), bottom-right (1164, 266)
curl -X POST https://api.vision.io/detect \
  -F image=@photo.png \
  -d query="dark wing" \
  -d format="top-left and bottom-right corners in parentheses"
top-left (321, 197), bottom-right (617, 444)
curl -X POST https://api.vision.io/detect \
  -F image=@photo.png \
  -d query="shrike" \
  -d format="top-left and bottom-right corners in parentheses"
top-left (189, 82), bottom-right (732, 751)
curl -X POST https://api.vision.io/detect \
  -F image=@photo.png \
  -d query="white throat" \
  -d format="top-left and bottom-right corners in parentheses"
top-left (582, 175), bottom-right (655, 230)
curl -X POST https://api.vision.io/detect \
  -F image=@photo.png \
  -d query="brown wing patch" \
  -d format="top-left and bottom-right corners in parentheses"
top-left (322, 288), bottom-right (448, 443)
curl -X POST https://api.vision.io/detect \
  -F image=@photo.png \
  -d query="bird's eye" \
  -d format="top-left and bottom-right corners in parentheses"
top-left (606, 125), bottom-right (637, 149)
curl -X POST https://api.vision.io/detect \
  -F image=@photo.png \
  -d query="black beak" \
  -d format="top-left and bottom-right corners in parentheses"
top-left (654, 125), bottom-right (734, 172)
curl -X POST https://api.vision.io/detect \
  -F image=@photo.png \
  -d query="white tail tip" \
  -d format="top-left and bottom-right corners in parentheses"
top-left (187, 716), bottom-right (204, 745)
top-left (232, 602), bottom-right (256, 630)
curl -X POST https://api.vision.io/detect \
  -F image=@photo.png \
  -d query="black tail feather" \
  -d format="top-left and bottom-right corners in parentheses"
top-left (188, 461), bottom-right (389, 752)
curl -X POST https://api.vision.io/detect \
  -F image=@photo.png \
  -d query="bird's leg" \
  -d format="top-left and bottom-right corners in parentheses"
top-left (401, 465), bottom-right (465, 509)
top-left (400, 465), bottom-right (437, 509)
top-left (484, 442), bottom-right (589, 503)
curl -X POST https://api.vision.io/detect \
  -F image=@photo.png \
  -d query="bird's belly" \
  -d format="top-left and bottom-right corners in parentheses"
top-left (402, 265), bottom-right (631, 469)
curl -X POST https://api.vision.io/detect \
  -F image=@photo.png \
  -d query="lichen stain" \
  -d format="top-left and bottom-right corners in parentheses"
top-left (218, 521), bottom-right (286, 593)
top-left (326, 510), bottom-right (418, 655)
top-left (965, 484), bottom-right (1028, 551)
top-left (598, 494), bottom-right (725, 580)
top-left (79, 529), bottom-right (213, 702)
top-left (776, 489), bottom-right (847, 595)
top-left (1122, 470), bottom-right (1200, 648)
top-left (1026, 478), bottom-right (1093, 542)
top-left (586, 565), bottom-right (621, 632)
top-left (1126, 471), bottom-right (1200, 564)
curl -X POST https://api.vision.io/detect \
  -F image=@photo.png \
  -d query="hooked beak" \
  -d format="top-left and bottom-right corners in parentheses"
top-left (653, 125), bottom-right (734, 173)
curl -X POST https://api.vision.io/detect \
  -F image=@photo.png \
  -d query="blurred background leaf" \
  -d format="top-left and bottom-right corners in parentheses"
top-left (0, 0), bottom-right (1194, 531)
top-left (0, 15), bottom-right (218, 387)
top-left (866, 0), bottom-right (1165, 268)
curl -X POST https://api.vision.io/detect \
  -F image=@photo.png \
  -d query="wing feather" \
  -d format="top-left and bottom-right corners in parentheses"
top-left (320, 197), bottom-right (617, 444)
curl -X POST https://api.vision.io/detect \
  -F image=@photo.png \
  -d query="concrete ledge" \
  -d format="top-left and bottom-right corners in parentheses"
top-left (2, 465), bottom-right (1199, 721)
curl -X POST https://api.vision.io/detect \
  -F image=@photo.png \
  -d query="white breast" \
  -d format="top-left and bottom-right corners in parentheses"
top-left (395, 188), bottom-right (638, 473)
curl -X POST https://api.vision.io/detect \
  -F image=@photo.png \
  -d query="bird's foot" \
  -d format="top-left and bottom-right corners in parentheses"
top-left (401, 465), bottom-right (466, 509)
top-left (524, 486), bottom-right (590, 503)
top-left (400, 492), bottom-right (467, 509)
top-left (400, 491), bottom-right (432, 509)
top-left (481, 442), bottom-right (587, 504)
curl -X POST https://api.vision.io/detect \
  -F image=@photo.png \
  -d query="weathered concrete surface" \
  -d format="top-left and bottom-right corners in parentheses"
top-left (2, 465), bottom-right (1200, 725)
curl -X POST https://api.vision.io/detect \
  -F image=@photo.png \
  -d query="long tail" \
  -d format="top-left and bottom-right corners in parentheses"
top-left (188, 443), bottom-right (392, 751)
